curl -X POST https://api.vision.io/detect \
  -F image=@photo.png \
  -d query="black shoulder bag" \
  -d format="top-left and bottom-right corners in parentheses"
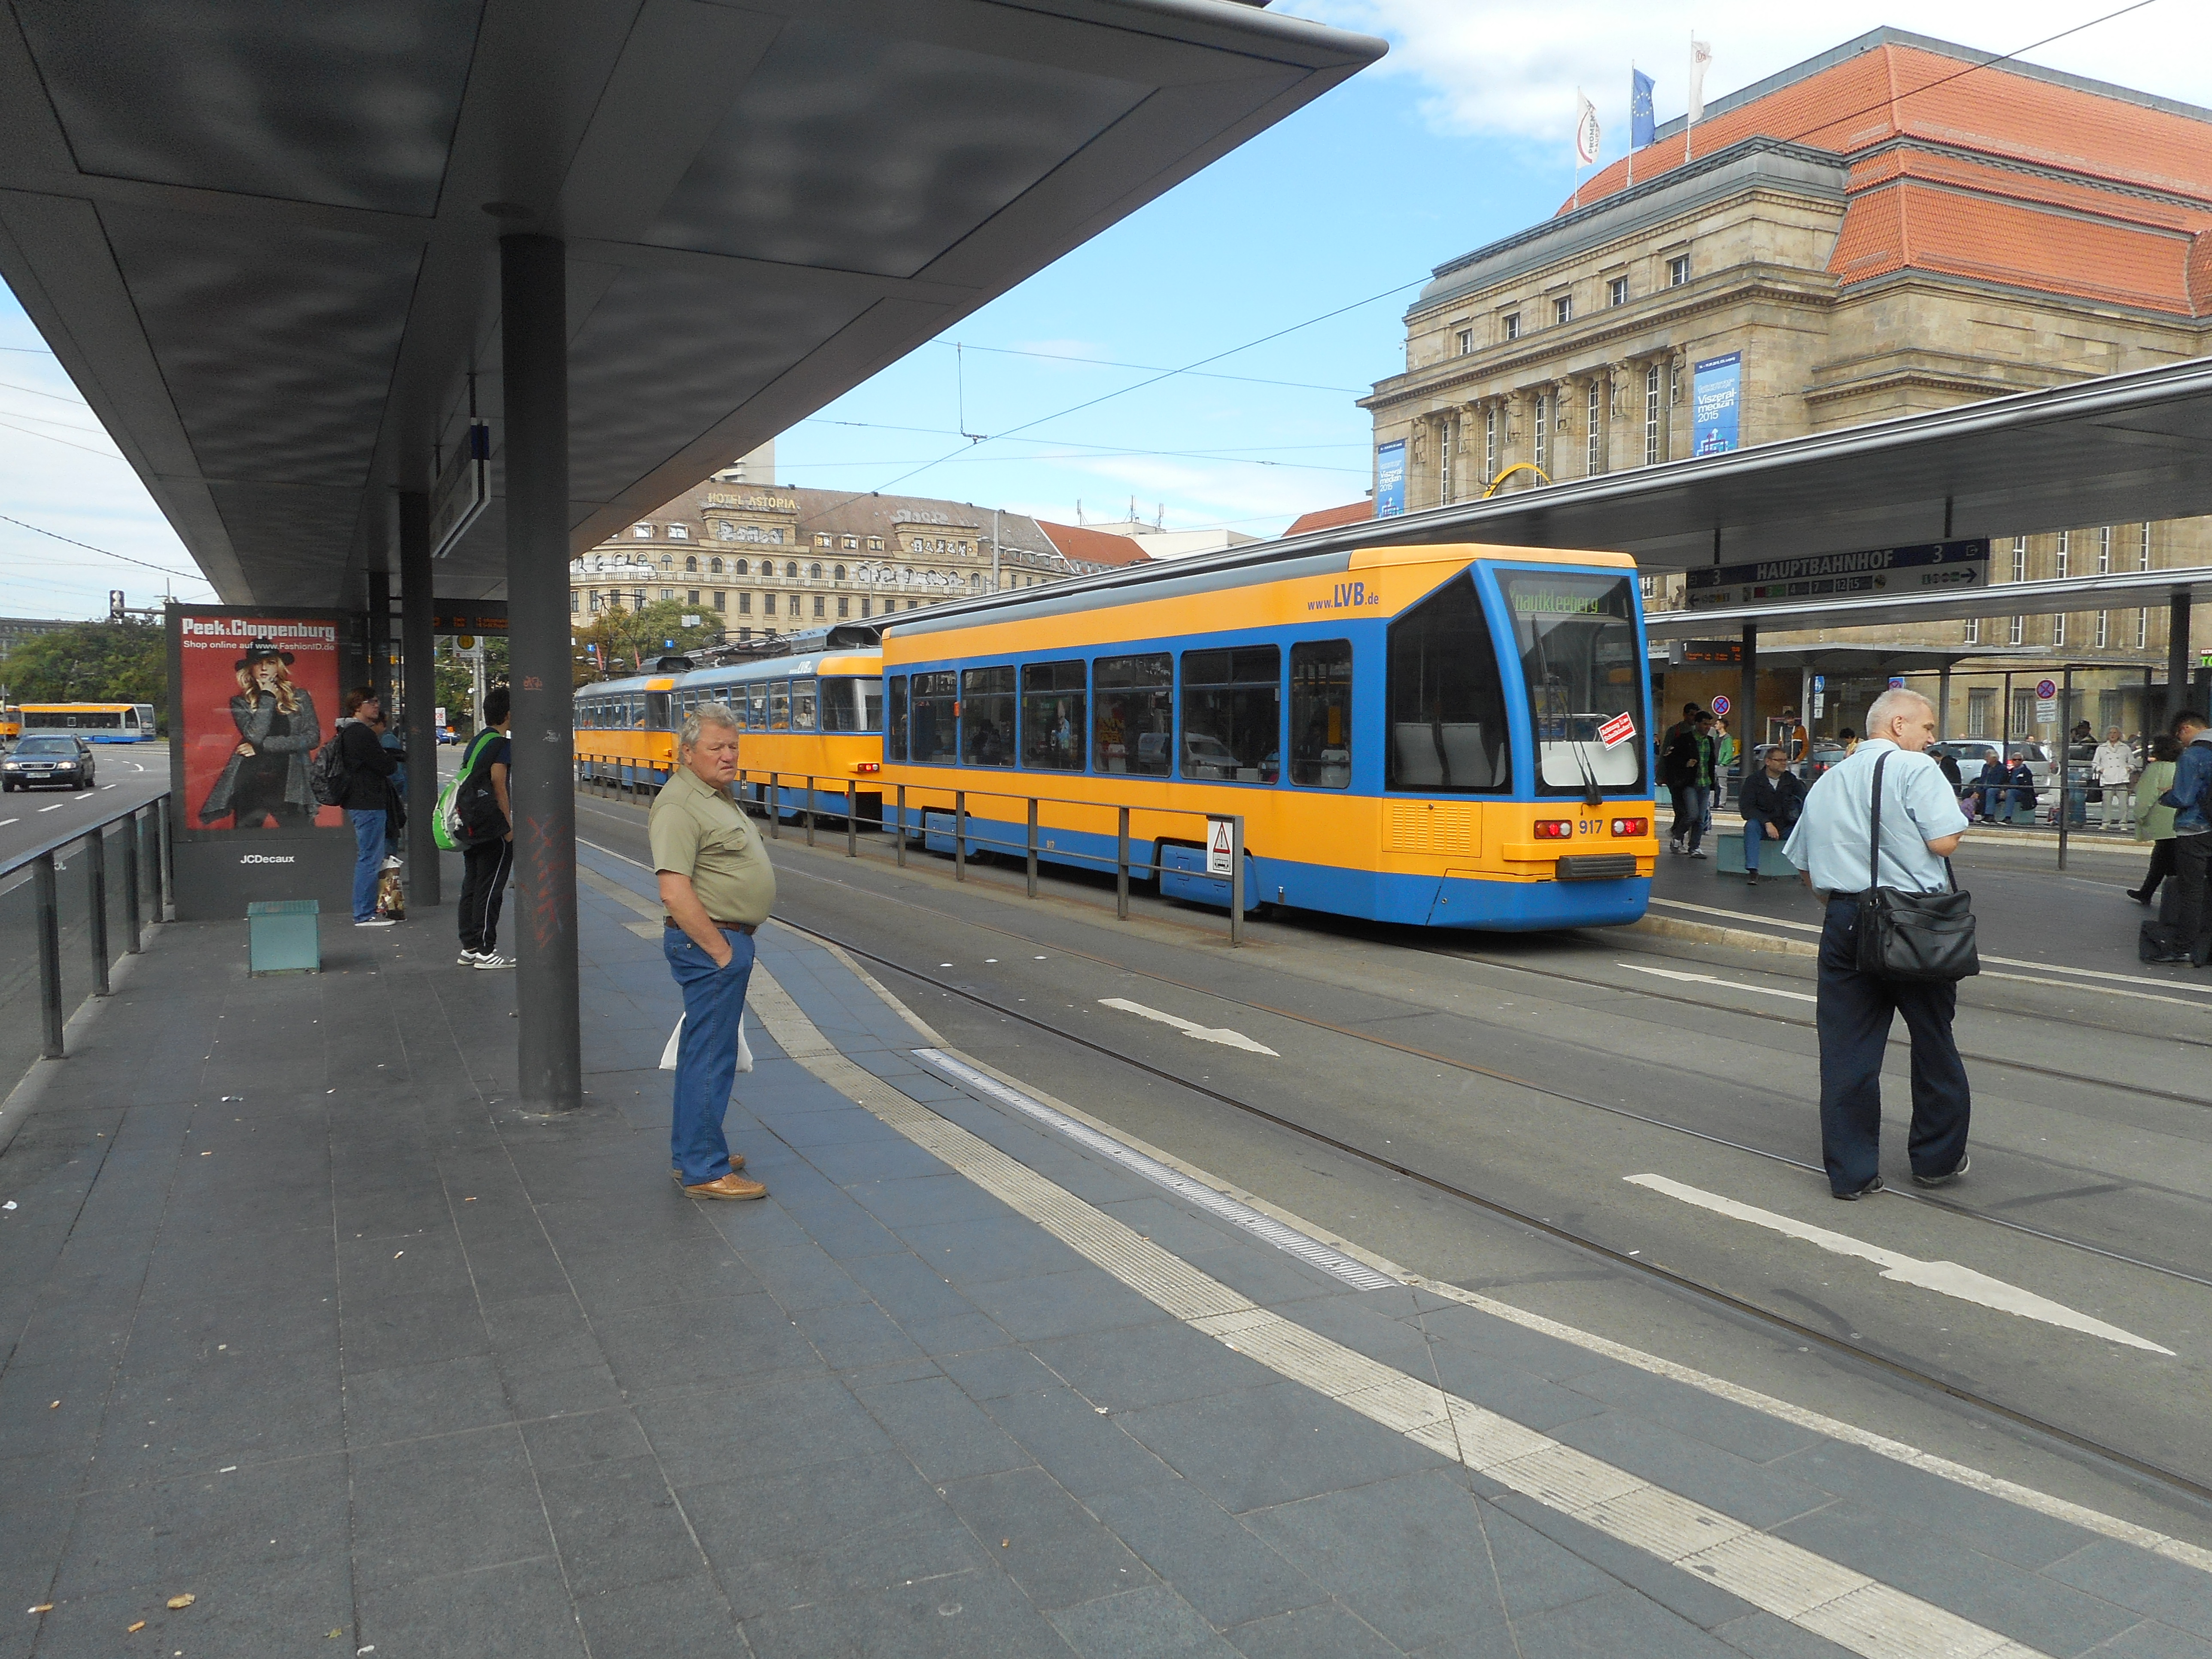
top-left (1854, 754), bottom-right (1980, 981)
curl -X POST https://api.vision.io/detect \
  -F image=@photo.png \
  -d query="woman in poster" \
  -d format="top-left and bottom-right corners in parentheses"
top-left (197, 640), bottom-right (322, 827)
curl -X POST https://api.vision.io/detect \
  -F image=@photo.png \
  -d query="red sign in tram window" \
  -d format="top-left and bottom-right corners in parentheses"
top-left (1598, 711), bottom-right (1637, 750)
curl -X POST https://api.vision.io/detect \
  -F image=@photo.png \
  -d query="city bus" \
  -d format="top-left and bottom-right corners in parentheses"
top-left (20, 702), bottom-right (158, 742)
top-left (876, 541), bottom-right (1658, 930)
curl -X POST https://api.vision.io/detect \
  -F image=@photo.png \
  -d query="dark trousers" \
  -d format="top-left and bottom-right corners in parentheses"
top-left (458, 837), bottom-right (513, 953)
top-left (2172, 833), bottom-right (2212, 966)
top-left (2136, 839), bottom-right (2175, 900)
top-left (665, 926), bottom-right (756, 1185)
top-left (1668, 784), bottom-right (1706, 851)
top-left (1816, 896), bottom-right (1972, 1194)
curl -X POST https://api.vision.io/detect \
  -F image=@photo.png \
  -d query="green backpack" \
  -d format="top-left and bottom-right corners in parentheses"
top-left (433, 730), bottom-right (503, 852)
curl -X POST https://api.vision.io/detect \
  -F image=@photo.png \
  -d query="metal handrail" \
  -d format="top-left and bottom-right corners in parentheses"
top-left (736, 768), bottom-right (1249, 945)
top-left (1, 790), bottom-right (171, 1060)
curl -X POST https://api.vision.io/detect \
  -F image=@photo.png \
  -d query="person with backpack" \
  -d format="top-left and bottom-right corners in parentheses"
top-left (455, 688), bottom-right (514, 969)
top-left (333, 686), bottom-right (401, 927)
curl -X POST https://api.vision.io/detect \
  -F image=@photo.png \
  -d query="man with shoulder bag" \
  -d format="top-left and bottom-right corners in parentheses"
top-left (1784, 688), bottom-right (1976, 1200)
top-left (453, 688), bottom-right (514, 969)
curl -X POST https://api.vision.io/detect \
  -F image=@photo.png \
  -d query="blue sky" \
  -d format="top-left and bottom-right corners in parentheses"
top-left (4, 1), bottom-right (2206, 621)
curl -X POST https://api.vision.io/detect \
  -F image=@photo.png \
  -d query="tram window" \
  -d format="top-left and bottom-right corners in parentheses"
top-left (1094, 654), bottom-right (1171, 775)
top-left (1500, 570), bottom-right (1645, 794)
top-left (886, 675), bottom-right (908, 758)
top-left (818, 678), bottom-right (870, 733)
top-left (791, 678), bottom-right (818, 731)
top-left (911, 672), bottom-right (957, 763)
top-left (768, 681), bottom-right (791, 731)
top-left (1179, 647), bottom-right (1280, 783)
top-left (1019, 661), bottom-right (1085, 771)
top-left (1387, 574), bottom-right (1510, 792)
top-left (861, 680), bottom-right (882, 734)
top-left (647, 692), bottom-right (672, 729)
top-left (961, 666), bottom-right (1015, 766)
top-left (747, 683), bottom-right (769, 730)
top-left (1289, 641), bottom-right (1353, 788)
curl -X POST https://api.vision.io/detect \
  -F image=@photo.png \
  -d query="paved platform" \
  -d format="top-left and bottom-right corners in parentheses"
top-left (4, 854), bottom-right (2212, 1658)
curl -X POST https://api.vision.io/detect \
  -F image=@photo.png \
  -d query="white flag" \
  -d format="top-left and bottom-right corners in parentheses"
top-left (1574, 90), bottom-right (1601, 167)
top-left (1688, 40), bottom-right (1713, 124)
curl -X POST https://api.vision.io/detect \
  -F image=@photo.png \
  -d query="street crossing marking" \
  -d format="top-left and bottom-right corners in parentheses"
top-left (747, 968), bottom-right (2063, 1659)
top-left (1618, 962), bottom-right (1816, 1002)
top-left (1626, 1174), bottom-right (2172, 1354)
top-left (1097, 997), bottom-right (1278, 1055)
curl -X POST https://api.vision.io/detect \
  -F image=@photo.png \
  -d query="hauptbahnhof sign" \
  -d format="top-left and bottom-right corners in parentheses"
top-left (1685, 538), bottom-right (1988, 611)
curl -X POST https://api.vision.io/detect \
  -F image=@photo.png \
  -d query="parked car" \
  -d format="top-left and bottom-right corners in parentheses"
top-left (1930, 739), bottom-right (2053, 793)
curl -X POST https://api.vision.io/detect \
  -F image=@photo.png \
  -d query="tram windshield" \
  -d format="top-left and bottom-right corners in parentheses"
top-left (1500, 571), bottom-right (1644, 796)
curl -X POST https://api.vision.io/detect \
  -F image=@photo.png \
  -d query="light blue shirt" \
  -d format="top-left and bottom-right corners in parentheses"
top-left (1784, 739), bottom-right (1969, 895)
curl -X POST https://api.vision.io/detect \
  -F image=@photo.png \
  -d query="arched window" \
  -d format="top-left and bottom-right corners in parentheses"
top-left (660, 554), bottom-right (673, 569)
top-left (684, 556), bottom-right (697, 572)
top-left (809, 562), bottom-right (823, 578)
top-left (708, 558), bottom-right (722, 574)
top-left (785, 561), bottom-right (799, 578)
top-left (833, 564), bottom-right (845, 580)
top-left (733, 559), bottom-right (748, 576)
top-left (969, 571), bottom-right (984, 591)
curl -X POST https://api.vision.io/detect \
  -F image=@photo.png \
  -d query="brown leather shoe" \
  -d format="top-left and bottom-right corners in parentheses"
top-left (671, 1153), bottom-right (745, 1176)
top-left (683, 1172), bottom-right (767, 1200)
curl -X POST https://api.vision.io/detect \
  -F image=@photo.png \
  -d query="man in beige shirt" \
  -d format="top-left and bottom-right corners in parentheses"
top-left (650, 702), bottom-right (776, 1199)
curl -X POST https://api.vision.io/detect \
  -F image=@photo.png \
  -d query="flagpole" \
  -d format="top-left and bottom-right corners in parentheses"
top-left (1685, 31), bottom-right (1693, 167)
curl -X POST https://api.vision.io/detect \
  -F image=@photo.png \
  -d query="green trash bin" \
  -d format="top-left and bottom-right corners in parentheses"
top-left (247, 898), bottom-right (321, 975)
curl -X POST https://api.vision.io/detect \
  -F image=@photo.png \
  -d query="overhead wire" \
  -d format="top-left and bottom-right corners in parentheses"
top-left (0, 513), bottom-right (205, 582)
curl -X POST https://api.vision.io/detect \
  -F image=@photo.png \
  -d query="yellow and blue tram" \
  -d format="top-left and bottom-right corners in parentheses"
top-left (876, 542), bottom-right (1658, 930)
top-left (574, 629), bottom-right (885, 821)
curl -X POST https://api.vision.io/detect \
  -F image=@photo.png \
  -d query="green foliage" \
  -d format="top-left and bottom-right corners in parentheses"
top-left (4, 619), bottom-right (168, 725)
top-left (573, 599), bottom-right (726, 687)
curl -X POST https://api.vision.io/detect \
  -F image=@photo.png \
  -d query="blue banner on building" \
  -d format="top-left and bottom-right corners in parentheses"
top-left (1375, 439), bottom-right (1407, 517)
top-left (1691, 352), bottom-right (1741, 456)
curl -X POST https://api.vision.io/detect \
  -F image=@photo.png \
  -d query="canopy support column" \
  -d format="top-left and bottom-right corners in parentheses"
top-left (2170, 592), bottom-right (2194, 727)
top-left (1736, 623), bottom-right (1756, 793)
top-left (366, 569), bottom-right (391, 711)
top-left (399, 491), bottom-right (440, 908)
top-left (502, 232), bottom-right (581, 1113)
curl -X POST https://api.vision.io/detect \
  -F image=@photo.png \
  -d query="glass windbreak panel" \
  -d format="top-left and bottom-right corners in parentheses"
top-left (961, 666), bottom-right (1015, 766)
top-left (912, 671), bottom-right (958, 763)
top-left (1501, 570), bottom-right (1645, 794)
top-left (102, 821), bottom-right (131, 971)
top-left (1387, 573), bottom-right (1510, 792)
top-left (747, 684), bottom-right (768, 729)
top-left (886, 676), bottom-right (908, 758)
top-left (1020, 661), bottom-right (1085, 771)
top-left (1179, 646), bottom-right (1280, 783)
top-left (791, 678), bottom-right (818, 731)
top-left (1094, 653), bottom-right (1172, 775)
top-left (0, 868), bottom-right (42, 1103)
top-left (768, 681), bottom-right (790, 730)
top-left (1289, 641), bottom-right (1353, 788)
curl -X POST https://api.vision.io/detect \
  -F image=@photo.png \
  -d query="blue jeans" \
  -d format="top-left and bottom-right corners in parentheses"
top-left (1741, 811), bottom-right (1778, 870)
top-left (347, 808), bottom-right (386, 921)
top-left (1816, 896), bottom-right (1971, 1194)
top-left (665, 926), bottom-right (756, 1185)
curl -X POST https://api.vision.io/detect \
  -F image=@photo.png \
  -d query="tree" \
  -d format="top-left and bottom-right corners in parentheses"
top-left (572, 599), bottom-right (725, 687)
top-left (4, 619), bottom-right (169, 726)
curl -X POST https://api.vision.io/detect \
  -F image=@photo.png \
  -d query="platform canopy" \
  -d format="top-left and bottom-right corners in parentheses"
top-left (0, 0), bottom-right (1383, 606)
top-left (1640, 563), bottom-right (2212, 638)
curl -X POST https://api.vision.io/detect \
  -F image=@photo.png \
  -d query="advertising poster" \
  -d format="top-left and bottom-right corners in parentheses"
top-left (1375, 439), bottom-right (1407, 517)
top-left (174, 610), bottom-right (346, 833)
top-left (1691, 351), bottom-right (1742, 456)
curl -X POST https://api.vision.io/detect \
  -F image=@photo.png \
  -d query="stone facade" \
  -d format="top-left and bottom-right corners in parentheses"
top-left (1361, 30), bottom-right (2212, 744)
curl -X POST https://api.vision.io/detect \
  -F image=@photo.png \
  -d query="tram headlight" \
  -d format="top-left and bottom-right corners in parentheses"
top-left (1609, 817), bottom-right (1648, 836)
top-left (1532, 820), bottom-right (1573, 839)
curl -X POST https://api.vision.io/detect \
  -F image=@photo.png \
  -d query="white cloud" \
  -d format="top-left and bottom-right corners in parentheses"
top-left (1294, 1), bottom-right (2212, 150)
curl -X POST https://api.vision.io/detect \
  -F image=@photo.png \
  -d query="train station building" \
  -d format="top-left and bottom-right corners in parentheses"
top-left (1362, 27), bottom-right (2212, 746)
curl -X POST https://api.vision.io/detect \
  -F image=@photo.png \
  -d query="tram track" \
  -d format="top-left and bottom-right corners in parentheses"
top-left (755, 903), bottom-right (2212, 1512)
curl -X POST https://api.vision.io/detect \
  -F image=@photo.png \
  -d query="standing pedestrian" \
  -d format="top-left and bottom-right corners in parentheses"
top-left (1738, 744), bottom-right (1805, 884)
top-left (1784, 688), bottom-right (1973, 1198)
top-left (2127, 733), bottom-right (2179, 905)
top-left (335, 687), bottom-right (400, 928)
top-left (1662, 710), bottom-right (1714, 857)
top-left (455, 687), bottom-right (515, 969)
top-left (2149, 711), bottom-right (2212, 966)
top-left (2093, 727), bottom-right (2136, 832)
top-left (1713, 719), bottom-right (1738, 812)
top-left (651, 702), bottom-right (773, 1200)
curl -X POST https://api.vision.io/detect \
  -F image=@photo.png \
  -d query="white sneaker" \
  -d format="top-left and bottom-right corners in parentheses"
top-left (1668, 837), bottom-right (1683, 854)
top-left (355, 917), bottom-right (397, 928)
top-left (473, 951), bottom-right (515, 970)
top-left (456, 949), bottom-right (483, 966)
top-left (1689, 846), bottom-right (1709, 858)
top-left (382, 855), bottom-right (404, 871)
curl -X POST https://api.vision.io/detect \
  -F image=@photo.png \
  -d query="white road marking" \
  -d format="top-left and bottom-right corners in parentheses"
top-left (100, 783), bottom-right (117, 789)
top-left (1098, 997), bottom-right (1278, 1055)
top-left (0, 818), bottom-right (15, 827)
top-left (1650, 897), bottom-right (2212, 998)
top-left (747, 974), bottom-right (2063, 1659)
top-left (1626, 1173), bottom-right (2172, 1355)
top-left (1618, 962), bottom-right (1816, 1003)
top-left (37, 803), bottom-right (62, 812)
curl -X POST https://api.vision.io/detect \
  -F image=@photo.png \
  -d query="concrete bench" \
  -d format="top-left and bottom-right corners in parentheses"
top-left (1713, 830), bottom-right (1804, 879)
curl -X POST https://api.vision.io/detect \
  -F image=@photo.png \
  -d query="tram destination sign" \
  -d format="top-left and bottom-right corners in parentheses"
top-left (1684, 538), bottom-right (1988, 611)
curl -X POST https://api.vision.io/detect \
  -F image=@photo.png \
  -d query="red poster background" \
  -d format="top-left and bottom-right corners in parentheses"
top-left (176, 613), bottom-right (345, 831)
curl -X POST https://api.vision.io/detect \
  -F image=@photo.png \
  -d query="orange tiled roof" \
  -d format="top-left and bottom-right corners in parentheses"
top-left (1285, 500), bottom-right (1373, 535)
top-left (1036, 520), bottom-right (1150, 567)
top-left (1563, 40), bottom-right (2212, 315)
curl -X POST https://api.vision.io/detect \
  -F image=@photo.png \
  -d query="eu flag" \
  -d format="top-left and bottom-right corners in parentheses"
top-left (1631, 68), bottom-right (1656, 149)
